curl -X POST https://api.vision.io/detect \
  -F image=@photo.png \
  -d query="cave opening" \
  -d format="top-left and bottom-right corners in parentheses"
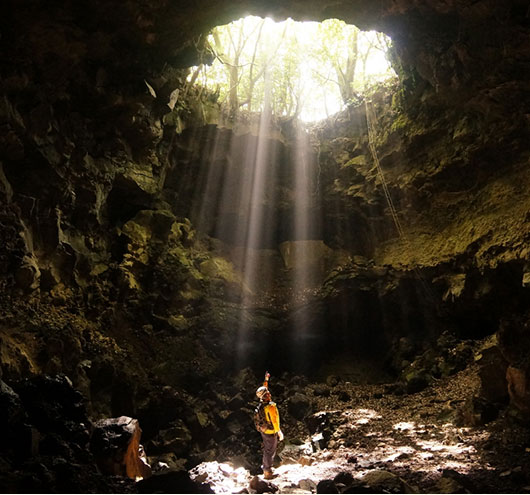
top-left (187, 16), bottom-right (396, 122)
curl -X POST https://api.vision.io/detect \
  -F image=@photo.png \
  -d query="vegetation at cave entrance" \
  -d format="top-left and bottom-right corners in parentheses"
top-left (188, 17), bottom-right (396, 122)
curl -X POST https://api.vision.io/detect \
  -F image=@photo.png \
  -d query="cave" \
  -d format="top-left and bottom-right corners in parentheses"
top-left (1, 0), bottom-right (530, 493)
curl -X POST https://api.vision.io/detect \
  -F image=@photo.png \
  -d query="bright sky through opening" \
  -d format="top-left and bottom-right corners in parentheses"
top-left (188, 16), bottom-right (396, 122)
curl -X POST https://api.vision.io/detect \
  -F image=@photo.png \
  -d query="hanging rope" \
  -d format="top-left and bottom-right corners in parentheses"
top-left (364, 99), bottom-right (405, 239)
top-left (364, 99), bottom-right (439, 304)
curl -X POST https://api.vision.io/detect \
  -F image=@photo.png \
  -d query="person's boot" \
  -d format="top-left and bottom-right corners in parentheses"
top-left (263, 470), bottom-right (274, 480)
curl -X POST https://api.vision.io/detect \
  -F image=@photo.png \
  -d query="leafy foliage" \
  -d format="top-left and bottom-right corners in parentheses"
top-left (188, 17), bottom-right (396, 122)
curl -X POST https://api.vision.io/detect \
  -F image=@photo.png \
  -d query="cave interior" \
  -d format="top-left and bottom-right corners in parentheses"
top-left (1, 0), bottom-right (530, 493)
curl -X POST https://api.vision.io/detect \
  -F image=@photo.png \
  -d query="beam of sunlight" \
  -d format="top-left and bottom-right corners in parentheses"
top-left (237, 117), bottom-right (273, 356)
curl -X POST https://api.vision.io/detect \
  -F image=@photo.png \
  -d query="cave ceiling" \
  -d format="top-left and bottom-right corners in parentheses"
top-left (5, 0), bottom-right (527, 91)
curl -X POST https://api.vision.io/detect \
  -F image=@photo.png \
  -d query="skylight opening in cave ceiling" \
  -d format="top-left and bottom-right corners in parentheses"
top-left (187, 16), bottom-right (396, 122)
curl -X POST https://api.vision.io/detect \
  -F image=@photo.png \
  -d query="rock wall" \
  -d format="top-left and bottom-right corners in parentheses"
top-left (1, 0), bottom-right (530, 417)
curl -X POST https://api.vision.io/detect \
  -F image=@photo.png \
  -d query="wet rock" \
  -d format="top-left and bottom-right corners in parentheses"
top-left (90, 416), bottom-right (152, 480)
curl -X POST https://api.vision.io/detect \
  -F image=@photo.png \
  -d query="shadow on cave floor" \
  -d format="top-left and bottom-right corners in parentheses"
top-left (189, 364), bottom-right (530, 494)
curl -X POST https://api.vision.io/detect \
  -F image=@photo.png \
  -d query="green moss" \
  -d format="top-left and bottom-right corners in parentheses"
top-left (342, 155), bottom-right (367, 168)
top-left (390, 113), bottom-right (411, 132)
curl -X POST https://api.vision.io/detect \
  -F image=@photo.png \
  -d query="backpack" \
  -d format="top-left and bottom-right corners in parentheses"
top-left (253, 402), bottom-right (274, 432)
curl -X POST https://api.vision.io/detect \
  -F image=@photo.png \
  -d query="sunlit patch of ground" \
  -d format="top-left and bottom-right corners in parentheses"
top-left (189, 364), bottom-right (530, 493)
top-left (190, 419), bottom-right (490, 493)
top-left (189, 372), bottom-right (495, 493)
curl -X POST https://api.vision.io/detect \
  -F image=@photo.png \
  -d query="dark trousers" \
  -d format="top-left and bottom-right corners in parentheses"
top-left (260, 432), bottom-right (278, 471)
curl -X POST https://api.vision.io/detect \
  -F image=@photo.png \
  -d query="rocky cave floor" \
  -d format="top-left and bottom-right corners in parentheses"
top-left (190, 365), bottom-right (530, 494)
top-left (3, 328), bottom-right (530, 494)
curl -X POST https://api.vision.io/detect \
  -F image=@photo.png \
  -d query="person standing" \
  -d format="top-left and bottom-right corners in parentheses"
top-left (255, 371), bottom-right (284, 480)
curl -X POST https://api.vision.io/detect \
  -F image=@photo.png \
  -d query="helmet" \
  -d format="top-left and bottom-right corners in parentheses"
top-left (256, 386), bottom-right (269, 400)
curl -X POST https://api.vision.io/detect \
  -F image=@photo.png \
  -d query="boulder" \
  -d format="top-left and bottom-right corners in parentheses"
top-left (299, 479), bottom-right (317, 491)
top-left (455, 396), bottom-right (500, 426)
top-left (312, 384), bottom-right (331, 397)
top-left (279, 240), bottom-right (330, 272)
top-left (0, 380), bottom-right (24, 429)
top-left (14, 255), bottom-right (41, 291)
top-left (227, 393), bottom-right (246, 411)
top-left (317, 479), bottom-right (339, 493)
top-left (138, 470), bottom-right (212, 494)
top-left (435, 469), bottom-right (473, 494)
top-left (360, 470), bottom-right (414, 493)
top-left (436, 475), bottom-right (465, 494)
top-left (147, 419), bottom-right (192, 456)
top-left (337, 390), bottom-right (351, 402)
top-left (403, 369), bottom-right (430, 394)
top-left (287, 393), bottom-right (312, 420)
top-left (475, 338), bottom-right (508, 403)
top-left (506, 366), bottom-right (530, 414)
top-left (326, 375), bottom-right (340, 387)
top-left (334, 471), bottom-right (355, 486)
top-left (17, 374), bottom-right (89, 436)
top-left (149, 452), bottom-right (187, 473)
top-left (305, 411), bottom-right (331, 435)
top-left (90, 416), bottom-right (152, 480)
top-left (0, 380), bottom-right (33, 457)
top-left (249, 475), bottom-right (277, 493)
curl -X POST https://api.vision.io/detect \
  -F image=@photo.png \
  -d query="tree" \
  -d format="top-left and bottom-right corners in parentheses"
top-left (314, 20), bottom-right (359, 105)
top-left (187, 16), bottom-right (395, 121)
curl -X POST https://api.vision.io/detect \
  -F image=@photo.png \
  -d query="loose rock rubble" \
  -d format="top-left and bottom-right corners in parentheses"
top-left (188, 363), bottom-right (530, 494)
